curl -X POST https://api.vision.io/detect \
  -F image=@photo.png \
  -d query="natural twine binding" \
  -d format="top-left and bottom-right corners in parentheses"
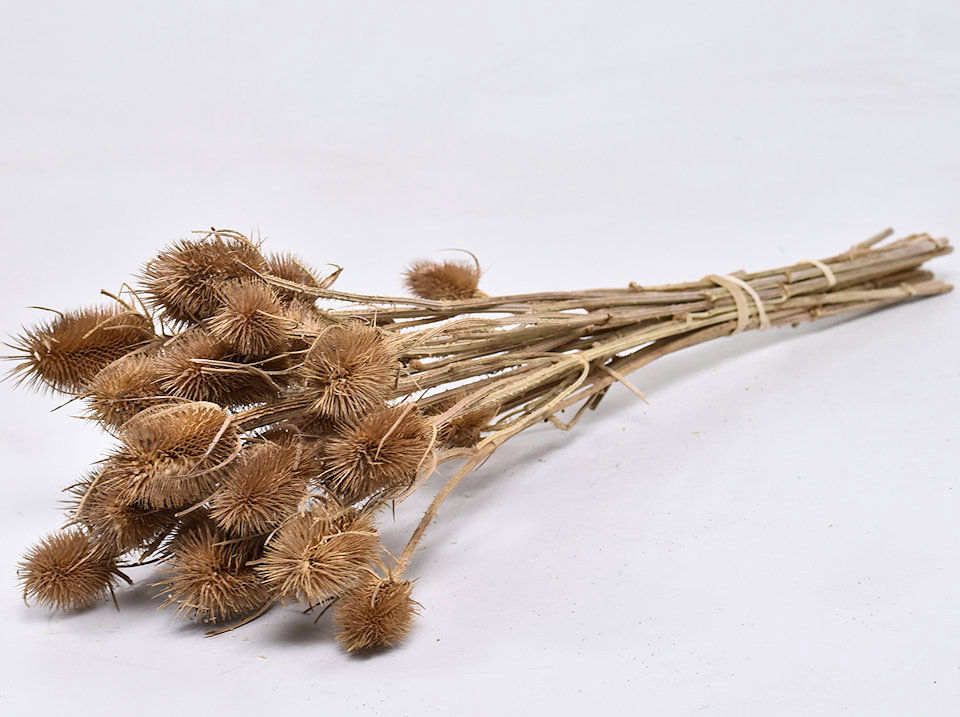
top-left (704, 273), bottom-right (771, 333)
top-left (803, 258), bottom-right (837, 288)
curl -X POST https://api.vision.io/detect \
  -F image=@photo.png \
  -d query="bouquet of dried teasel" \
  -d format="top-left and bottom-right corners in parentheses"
top-left (8, 228), bottom-right (952, 652)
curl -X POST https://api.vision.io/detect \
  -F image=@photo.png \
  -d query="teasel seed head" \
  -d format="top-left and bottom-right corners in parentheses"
top-left (140, 234), bottom-right (267, 324)
top-left (156, 522), bottom-right (268, 623)
top-left (333, 574), bottom-right (419, 652)
top-left (299, 324), bottom-right (398, 421)
top-left (68, 472), bottom-right (178, 554)
top-left (6, 306), bottom-right (155, 394)
top-left (105, 401), bottom-right (240, 509)
top-left (403, 258), bottom-right (482, 300)
top-left (207, 280), bottom-right (291, 356)
top-left (209, 442), bottom-right (309, 538)
top-left (253, 504), bottom-right (379, 605)
top-left (265, 252), bottom-right (321, 304)
top-left (84, 354), bottom-right (165, 428)
top-left (18, 529), bottom-right (124, 611)
top-left (427, 398), bottom-right (498, 448)
top-left (155, 329), bottom-right (279, 406)
top-left (322, 405), bottom-right (432, 504)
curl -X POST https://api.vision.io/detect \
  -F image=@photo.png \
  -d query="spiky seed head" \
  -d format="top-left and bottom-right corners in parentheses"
top-left (7, 307), bottom-right (155, 394)
top-left (105, 402), bottom-right (239, 509)
top-left (333, 575), bottom-right (418, 652)
top-left (140, 234), bottom-right (267, 324)
top-left (299, 324), bottom-right (398, 421)
top-left (155, 522), bottom-right (268, 623)
top-left (403, 259), bottom-right (482, 300)
top-left (155, 329), bottom-right (279, 406)
top-left (253, 505), bottom-right (379, 605)
top-left (265, 252), bottom-right (321, 304)
top-left (18, 529), bottom-right (122, 611)
top-left (84, 354), bottom-right (165, 428)
top-left (209, 442), bottom-right (309, 537)
top-left (207, 280), bottom-right (291, 356)
top-left (437, 406), bottom-right (497, 448)
top-left (322, 405), bottom-right (432, 504)
top-left (69, 472), bottom-right (177, 554)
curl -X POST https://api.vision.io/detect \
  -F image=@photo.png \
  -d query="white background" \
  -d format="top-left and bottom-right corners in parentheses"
top-left (1, 1), bottom-right (958, 714)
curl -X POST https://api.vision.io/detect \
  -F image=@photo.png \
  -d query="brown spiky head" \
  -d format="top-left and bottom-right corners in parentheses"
top-left (18, 529), bottom-right (122, 611)
top-left (209, 442), bottom-right (309, 537)
top-left (265, 252), bottom-right (321, 304)
top-left (322, 405), bottom-right (432, 504)
top-left (253, 505), bottom-right (379, 605)
top-left (155, 522), bottom-right (268, 623)
top-left (68, 472), bottom-right (177, 554)
top-left (207, 280), bottom-right (291, 356)
top-left (84, 354), bottom-right (165, 428)
top-left (105, 402), bottom-right (239, 509)
top-left (299, 324), bottom-right (398, 421)
top-left (140, 234), bottom-right (267, 324)
top-left (403, 258), bottom-right (482, 300)
top-left (427, 397), bottom-right (497, 448)
top-left (333, 575), bottom-right (418, 652)
top-left (7, 306), bottom-right (155, 394)
top-left (155, 329), bottom-right (279, 406)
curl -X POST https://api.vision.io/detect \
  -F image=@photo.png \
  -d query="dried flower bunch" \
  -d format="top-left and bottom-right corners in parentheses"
top-left (8, 228), bottom-right (952, 652)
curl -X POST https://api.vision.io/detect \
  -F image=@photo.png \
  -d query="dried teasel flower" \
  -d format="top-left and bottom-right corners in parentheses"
top-left (68, 472), bottom-right (177, 554)
top-left (299, 323), bottom-right (398, 421)
top-left (209, 442), bottom-right (309, 537)
top-left (155, 329), bottom-right (279, 406)
top-left (18, 529), bottom-right (126, 611)
top-left (156, 522), bottom-right (268, 623)
top-left (322, 405), bottom-right (433, 503)
top-left (84, 354), bottom-right (165, 428)
top-left (104, 402), bottom-right (240, 509)
top-left (265, 252), bottom-right (321, 304)
top-left (207, 280), bottom-right (292, 356)
top-left (6, 306), bottom-right (155, 394)
top-left (333, 574), bottom-right (419, 652)
top-left (427, 397), bottom-right (498, 448)
top-left (253, 505), bottom-right (379, 605)
top-left (403, 258), bottom-right (482, 300)
top-left (140, 233), bottom-right (267, 324)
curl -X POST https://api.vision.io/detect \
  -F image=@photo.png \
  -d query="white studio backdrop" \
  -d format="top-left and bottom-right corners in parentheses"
top-left (1, 2), bottom-right (958, 715)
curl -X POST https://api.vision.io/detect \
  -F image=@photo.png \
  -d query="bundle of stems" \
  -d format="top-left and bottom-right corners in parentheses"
top-left (7, 228), bottom-right (951, 651)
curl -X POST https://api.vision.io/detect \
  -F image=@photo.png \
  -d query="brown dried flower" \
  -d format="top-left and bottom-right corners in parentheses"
top-left (322, 405), bottom-right (432, 503)
top-left (209, 442), bottom-right (309, 537)
top-left (429, 399), bottom-right (497, 448)
top-left (403, 258), bottom-right (482, 300)
top-left (265, 252), bottom-right (321, 304)
top-left (155, 329), bottom-right (279, 406)
top-left (105, 402), bottom-right (240, 509)
top-left (299, 324), bottom-right (398, 421)
top-left (7, 306), bottom-right (154, 394)
top-left (333, 574), bottom-right (418, 652)
top-left (84, 354), bottom-right (165, 428)
top-left (18, 530), bottom-right (124, 611)
top-left (253, 505), bottom-right (379, 605)
top-left (207, 280), bottom-right (291, 356)
top-left (156, 522), bottom-right (268, 623)
top-left (140, 234), bottom-right (267, 324)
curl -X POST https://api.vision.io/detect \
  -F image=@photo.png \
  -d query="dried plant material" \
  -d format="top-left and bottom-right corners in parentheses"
top-left (84, 354), bottom-right (165, 427)
top-left (18, 530), bottom-right (123, 611)
top-left (140, 233), bottom-right (267, 324)
top-left (209, 442), bottom-right (309, 537)
top-left (207, 280), bottom-right (291, 356)
top-left (322, 405), bottom-right (432, 503)
top-left (253, 506), bottom-right (379, 605)
top-left (7, 306), bottom-right (154, 394)
top-left (333, 574), bottom-right (418, 652)
top-left (105, 402), bottom-right (239, 509)
top-left (265, 252), bottom-right (321, 304)
top-left (69, 472), bottom-right (177, 554)
top-left (403, 258), bottom-right (482, 300)
top-left (156, 522), bottom-right (268, 623)
top-left (156, 329), bottom-right (278, 406)
top-left (299, 324), bottom-right (398, 421)
top-left (434, 402), bottom-right (497, 448)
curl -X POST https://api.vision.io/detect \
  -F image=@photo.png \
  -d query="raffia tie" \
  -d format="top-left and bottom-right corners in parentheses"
top-left (802, 258), bottom-right (837, 288)
top-left (704, 273), bottom-right (771, 334)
